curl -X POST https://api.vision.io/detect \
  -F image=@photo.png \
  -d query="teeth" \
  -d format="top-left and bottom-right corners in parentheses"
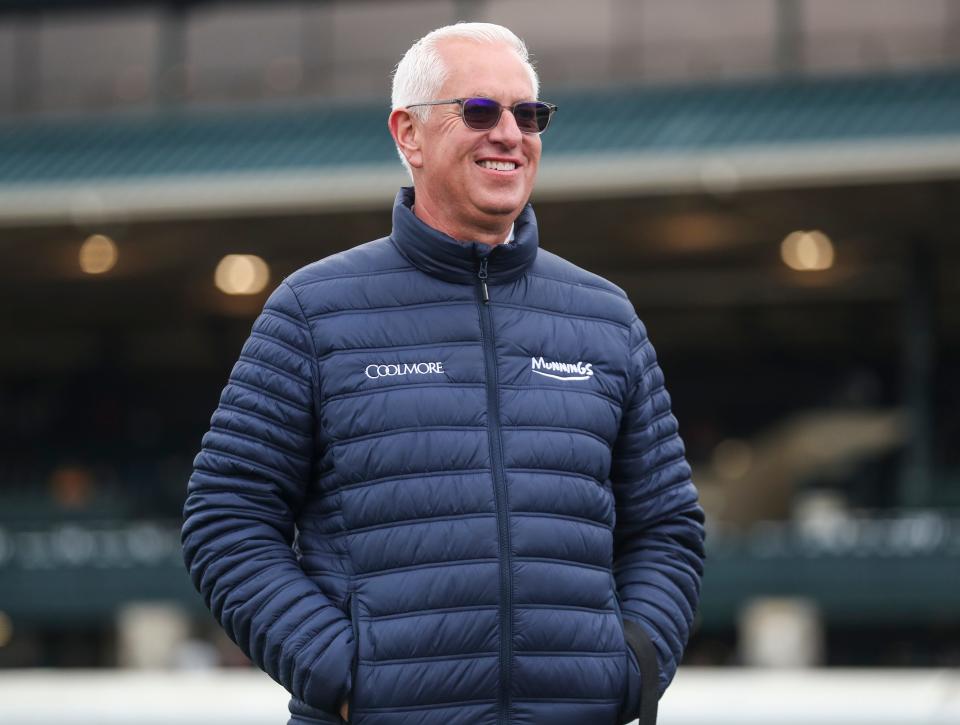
top-left (478, 160), bottom-right (516, 171)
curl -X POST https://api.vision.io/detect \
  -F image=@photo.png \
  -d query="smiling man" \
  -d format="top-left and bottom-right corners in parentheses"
top-left (182, 22), bottom-right (705, 725)
top-left (389, 35), bottom-right (543, 247)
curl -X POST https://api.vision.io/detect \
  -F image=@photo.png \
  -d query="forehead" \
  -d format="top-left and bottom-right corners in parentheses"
top-left (435, 38), bottom-right (535, 101)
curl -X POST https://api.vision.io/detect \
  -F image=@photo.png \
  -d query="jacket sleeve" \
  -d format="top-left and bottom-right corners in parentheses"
top-left (611, 315), bottom-right (706, 719)
top-left (181, 280), bottom-right (354, 715)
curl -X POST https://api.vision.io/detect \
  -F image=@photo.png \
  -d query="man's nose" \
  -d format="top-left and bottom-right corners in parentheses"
top-left (487, 106), bottom-right (524, 145)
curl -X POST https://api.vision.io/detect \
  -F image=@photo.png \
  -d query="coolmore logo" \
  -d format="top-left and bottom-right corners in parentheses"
top-left (365, 361), bottom-right (445, 379)
top-left (530, 356), bottom-right (594, 381)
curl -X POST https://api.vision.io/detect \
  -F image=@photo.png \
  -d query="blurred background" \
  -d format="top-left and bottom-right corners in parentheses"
top-left (1, 0), bottom-right (959, 723)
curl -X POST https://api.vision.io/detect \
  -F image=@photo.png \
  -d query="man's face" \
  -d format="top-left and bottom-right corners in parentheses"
top-left (415, 39), bottom-right (541, 233)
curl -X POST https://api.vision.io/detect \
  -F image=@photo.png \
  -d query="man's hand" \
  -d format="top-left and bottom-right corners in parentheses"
top-left (339, 699), bottom-right (349, 722)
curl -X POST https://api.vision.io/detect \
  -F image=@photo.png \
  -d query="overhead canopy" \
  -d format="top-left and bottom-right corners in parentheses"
top-left (2, 68), bottom-right (959, 223)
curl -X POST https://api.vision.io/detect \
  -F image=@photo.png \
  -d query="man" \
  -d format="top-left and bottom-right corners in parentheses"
top-left (182, 22), bottom-right (705, 725)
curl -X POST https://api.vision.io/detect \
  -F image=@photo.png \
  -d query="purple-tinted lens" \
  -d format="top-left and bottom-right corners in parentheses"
top-left (461, 98), bottom-right (555, 133)
top-left (461, 98), bottom-right (502, 130)
top-left (513, 102), bottom-right (553, 133)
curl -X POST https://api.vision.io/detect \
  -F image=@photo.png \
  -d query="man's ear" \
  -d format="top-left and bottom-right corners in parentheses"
top-left (389, 108), bottom-right (425, 170)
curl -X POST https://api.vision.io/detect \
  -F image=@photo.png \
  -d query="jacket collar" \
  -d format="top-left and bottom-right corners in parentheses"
top-left (389, 186), bottom-right (539, 286)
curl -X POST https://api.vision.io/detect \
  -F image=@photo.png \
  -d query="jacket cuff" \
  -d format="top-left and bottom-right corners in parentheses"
top-left (298, 627), bottom-right (355, 716)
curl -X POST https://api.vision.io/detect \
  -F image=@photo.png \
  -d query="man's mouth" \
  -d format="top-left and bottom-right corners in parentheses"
top-left (476, 159), bottom-right (518, 171)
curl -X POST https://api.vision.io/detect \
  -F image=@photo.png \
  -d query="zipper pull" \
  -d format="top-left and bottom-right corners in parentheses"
top-left (477, 257), bottom-right (490, 304)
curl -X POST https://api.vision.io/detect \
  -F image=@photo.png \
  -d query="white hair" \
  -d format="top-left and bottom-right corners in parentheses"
top-left (390, 22), bottom-right (540, 179)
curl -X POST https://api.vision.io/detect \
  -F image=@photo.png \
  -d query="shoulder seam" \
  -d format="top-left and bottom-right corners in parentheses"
top-left (282, 281), bottom-right (319, 362)
top-left (526, 271), bottom-right (627, 302)
top-left (290, 265), bottom-right (416, 291)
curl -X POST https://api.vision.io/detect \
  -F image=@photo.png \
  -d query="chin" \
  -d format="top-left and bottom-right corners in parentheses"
top-left (472, 190), bottom-right (528, 218)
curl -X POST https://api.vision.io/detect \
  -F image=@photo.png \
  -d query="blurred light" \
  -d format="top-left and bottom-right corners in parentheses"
top-left (0, 611), bottom-right (12, 648)
top-left (712, 438), bottom-right (753, 480)
top-left (49, 465), bottom-right (95, 510)
top-left (215, 255), bottom-right (270, 295)
top-left (780, 230), bottom-right (835, 271)
top-left (117, 604), bottom-right (190, 668)
top-left (739, 598), bottom-right (824, 667)
top-left (79, 234), bottom-right (118, 274)
top-left (659, 212), bottom-right (740, 253)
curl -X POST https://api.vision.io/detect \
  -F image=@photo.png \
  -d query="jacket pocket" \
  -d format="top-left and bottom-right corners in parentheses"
top-left (611, 574), bottom-right (649, 725)
top-left (345, 588), bottom-right (361, 723)
top-left (609, 575), bottom-right (630, 703)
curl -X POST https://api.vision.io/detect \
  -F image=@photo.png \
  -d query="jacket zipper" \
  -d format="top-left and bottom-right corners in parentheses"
top-left (478, 257), bottom-right (490, 303)
top-left (476, 256), bottom-right (512, 724)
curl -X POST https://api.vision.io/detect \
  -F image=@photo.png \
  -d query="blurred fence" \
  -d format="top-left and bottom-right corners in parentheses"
top-left (2, 515), bottom-right (959, 629)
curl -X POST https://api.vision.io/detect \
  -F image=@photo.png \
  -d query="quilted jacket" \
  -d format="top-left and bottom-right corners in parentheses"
top-left (181, 186), bottom-right (706, 725)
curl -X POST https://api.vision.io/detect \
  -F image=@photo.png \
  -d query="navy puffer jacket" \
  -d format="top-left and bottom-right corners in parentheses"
top-left (182, 187), bottom-right (706, 725)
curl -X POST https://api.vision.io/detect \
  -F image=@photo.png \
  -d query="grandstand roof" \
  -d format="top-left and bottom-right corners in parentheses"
top-left (2, 68), bottom-right (959, 223)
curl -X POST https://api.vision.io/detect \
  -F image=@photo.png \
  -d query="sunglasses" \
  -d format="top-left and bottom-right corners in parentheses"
top-left (405, 97), bottom-right (558, 134)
